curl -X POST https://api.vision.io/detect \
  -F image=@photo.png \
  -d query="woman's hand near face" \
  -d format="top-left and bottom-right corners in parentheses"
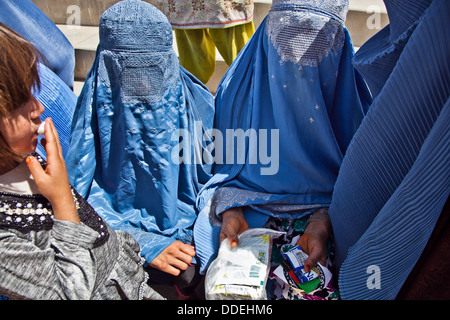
top-left (26, 118), bottom-right (80, 224)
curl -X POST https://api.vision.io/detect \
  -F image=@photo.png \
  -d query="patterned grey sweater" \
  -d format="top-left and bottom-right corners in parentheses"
top-left (0, 159), bottom-right (163, 300)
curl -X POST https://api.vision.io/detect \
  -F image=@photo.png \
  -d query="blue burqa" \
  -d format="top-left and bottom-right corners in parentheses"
top-left (328, 0), bottom-right (450, 299)
top-left (66, 0), bottom-right (215, 264)
top-left (193, 0), bottom-right (372, 274)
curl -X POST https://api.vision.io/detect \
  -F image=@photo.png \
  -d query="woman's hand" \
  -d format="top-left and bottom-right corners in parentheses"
top-left (296, 209), bottom-right (331, 272)
top-left (26, 118), bottom-right (80, 224)
top-left (220, 207), bottom-right (249, 247)
top-left (150, 241), bottom-right (196, 276)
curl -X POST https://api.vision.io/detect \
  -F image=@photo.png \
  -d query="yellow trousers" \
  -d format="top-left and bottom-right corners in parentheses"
top-left (174, 21), bottom-right (255, 84)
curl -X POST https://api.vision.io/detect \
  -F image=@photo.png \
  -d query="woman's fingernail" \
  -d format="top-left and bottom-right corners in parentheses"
top-left (26, 156), bottom-right (32, 164)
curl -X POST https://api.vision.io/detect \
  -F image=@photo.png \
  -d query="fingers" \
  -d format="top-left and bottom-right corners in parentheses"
top-left (220, 223), bottom-right (241, 248)
top-left (42, 118), bottom-right (63, 160)
top-left (220, 207), bottom-right (249, 247)
top-left (304, 249), bottom-right (327, 273)
top-left (297, 234), bottom-right (327, 272)
top-left (25, 155), bottom-right (45, 183)
top-left (220, 227), bottom-right (239, 247)
top-left (163, 265), bottom-right (182, 277)
top-left (179, 242), bottom-right (196, 257)
top-left (150, 241), bottom-right (195, 276)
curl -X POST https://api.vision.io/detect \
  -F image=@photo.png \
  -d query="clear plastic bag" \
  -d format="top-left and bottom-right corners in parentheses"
top-left (205, 228), bottom-right (285, 300)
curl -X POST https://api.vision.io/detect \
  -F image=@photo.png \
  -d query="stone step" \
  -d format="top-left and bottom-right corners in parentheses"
top-left (33, 0), bottom-right (388, 95)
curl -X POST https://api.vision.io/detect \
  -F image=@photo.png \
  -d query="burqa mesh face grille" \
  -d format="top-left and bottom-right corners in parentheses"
top-left (267, 0), bottom-right (348, 67)
top-left (122, 67), bottom-right (163, 98)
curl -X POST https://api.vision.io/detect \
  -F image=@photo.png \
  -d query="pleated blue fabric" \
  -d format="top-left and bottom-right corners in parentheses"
top-left (328, 0), bottom-right (450, 299)
top-left (34, 63), bottom-right (77, 159)
top-left (352, 0), bottom-right (433, 99)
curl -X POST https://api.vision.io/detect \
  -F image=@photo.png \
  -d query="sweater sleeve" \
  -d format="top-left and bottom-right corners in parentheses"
top-left (0, 220), bottom-right (101, 300)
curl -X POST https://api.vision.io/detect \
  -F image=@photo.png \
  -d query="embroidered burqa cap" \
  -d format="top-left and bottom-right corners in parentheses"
top-left (66, 0), bottom-right (215, 264)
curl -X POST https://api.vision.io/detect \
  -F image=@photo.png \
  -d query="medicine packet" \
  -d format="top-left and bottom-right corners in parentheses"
top-left (274, 245), bottom-right (332, 294)
top-left (282, 246), bottom-right (319, 284)
top-left (205, 228), bottom-right (284, 300)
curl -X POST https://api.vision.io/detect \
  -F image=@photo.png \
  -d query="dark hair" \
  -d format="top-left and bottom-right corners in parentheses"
top-left (0, 23), bottom-right (43, 161)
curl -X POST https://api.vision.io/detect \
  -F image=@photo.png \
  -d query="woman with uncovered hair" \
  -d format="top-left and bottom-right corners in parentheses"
top-left (0, 23), bottom-right (163, 300)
